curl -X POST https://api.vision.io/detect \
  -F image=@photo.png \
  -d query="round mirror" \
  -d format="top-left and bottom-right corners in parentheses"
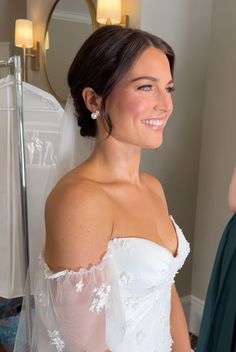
top-left (44, 0), bottom-right (97, 104)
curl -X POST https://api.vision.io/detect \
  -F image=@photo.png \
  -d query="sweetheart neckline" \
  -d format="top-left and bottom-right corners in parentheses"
top-left (42, 216), bottom-right (187, 279)
top-left (109, 215), bottom-right (180, 259)
top-left (42, 230), bottom-right (183, 280)
top-left (109, 235), bottom-right (179, 259)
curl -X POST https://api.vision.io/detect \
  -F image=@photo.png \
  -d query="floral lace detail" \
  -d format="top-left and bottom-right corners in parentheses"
top-left (122, 294), bottom-right (141, 310)
top-left (89, 283), bottom-right (111, 314)
top-left (37, 292), bottom-right (47, 307)
top-left (48, 330), bottom-right (65, 351)
top-left (75, 279), bottom-right (84, 293)
top-left (39, 252), bottom-right (112, 279)
top-left (119, 271), bottom-right (138, 286)
top-left (136, 330), bottom-right (146, 345)
top-left (111, 238), bottom-right (131, 253)
top-left (126, 318), bottom-right (136, 330)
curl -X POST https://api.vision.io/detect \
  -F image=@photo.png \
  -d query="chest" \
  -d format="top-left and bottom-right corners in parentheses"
top-left (105, 184), bottom-right (178, 256)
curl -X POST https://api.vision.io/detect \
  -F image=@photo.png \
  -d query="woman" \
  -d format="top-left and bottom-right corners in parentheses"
top-left (29, 26), bottom-right (191, 351)
top-left (196, 165), bottom-right (236, 352)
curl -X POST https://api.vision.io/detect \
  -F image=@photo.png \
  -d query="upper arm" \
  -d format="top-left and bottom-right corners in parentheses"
top-left (44, 180), bottom-right (113, 272)
top-left (228, 165), bottom-right (236, 212)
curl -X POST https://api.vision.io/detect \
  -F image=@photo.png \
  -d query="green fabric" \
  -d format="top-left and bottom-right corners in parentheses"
top-left (196, 214), bottom-right (236, 352)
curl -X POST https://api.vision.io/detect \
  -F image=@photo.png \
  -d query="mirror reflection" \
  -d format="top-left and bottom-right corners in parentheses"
top-left (45, 0), bottom-right (95, 102)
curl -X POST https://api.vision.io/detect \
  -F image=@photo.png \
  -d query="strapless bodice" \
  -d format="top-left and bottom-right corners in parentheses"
top-left (104, 215), bottom-right (190, 351)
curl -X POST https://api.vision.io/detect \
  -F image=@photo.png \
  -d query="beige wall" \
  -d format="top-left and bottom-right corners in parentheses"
top-left (191, 0), bottom-right (236, 301)
top-left (0, 0), bottom-right (11, 42)
top-left (0, 0), bottom-right (26, 57)
top-left (26, 0), bottom-right (55, 92)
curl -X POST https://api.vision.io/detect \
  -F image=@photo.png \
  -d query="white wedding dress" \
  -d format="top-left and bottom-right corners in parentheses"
top-left (19, 215), bottom-right (190, 352)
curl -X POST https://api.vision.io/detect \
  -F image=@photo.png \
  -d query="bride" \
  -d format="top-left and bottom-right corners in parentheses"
top-left (22, 25), bottom-right (192, 351)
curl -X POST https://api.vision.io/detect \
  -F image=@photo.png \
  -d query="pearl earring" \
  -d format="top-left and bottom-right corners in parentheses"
top-left (91, 110), bottom-right (100, 120)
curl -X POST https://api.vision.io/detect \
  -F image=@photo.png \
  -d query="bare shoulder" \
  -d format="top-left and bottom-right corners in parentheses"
top-left (44, 174), bottom-right (113, 272)
top-left (141, 172), bottom-right (167, 204)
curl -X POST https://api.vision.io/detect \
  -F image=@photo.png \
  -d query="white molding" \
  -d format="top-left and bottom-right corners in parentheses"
top-left (52, 9), bottom-right (92, 24)
top-left (181, 295), bottom-right (191, 321)
top-left (181, 294), bottom-right (205, 336)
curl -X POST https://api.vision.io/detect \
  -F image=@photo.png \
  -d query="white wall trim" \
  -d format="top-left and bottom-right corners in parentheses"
top-left (52, 9), bottom-right (91, 24)
top-left (181, 295), bottom-right (205, 336)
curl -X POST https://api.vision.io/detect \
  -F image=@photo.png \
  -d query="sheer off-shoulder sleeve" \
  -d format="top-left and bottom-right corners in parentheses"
top-left (14, 251), bottom-right (125, 352)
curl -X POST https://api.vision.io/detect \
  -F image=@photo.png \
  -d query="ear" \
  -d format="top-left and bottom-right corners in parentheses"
top-left (82, 87), bottom-right (102, 113)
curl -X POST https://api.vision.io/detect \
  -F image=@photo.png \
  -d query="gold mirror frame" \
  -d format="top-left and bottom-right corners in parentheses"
top-left (43, 0), bottom-right (98, 104)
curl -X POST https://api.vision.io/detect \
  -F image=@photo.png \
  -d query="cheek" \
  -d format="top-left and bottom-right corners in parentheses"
top-left (118, 96), bottom-right (149, 118)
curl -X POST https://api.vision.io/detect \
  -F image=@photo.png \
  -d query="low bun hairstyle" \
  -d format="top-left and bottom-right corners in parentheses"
top-left (68, 25), bottom-right (175, 138)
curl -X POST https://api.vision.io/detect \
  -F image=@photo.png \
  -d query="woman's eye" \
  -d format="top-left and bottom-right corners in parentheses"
top-left (166, 86), bottom-right (175, 93)
top-left (138, 85), bottom-right (153, 91)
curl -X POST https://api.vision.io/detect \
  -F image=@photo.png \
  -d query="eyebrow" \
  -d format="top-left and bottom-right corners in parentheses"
top-left (130, 76), bottom-right (174, 85)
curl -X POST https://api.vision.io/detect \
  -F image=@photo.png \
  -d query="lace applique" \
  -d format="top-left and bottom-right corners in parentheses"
top-left (48, 330), bottom-right (65, 352)
top-left (89, 283), bottom-right (111, 314)
top-left (119, 271), bottom-right (137, 286)
top-left (136, 330), bottom-right (146, 345)
top-left (122, 295), bottom-right (140, 310)
top-left (75, 279), bottom-right (84, 293)
top-left (168, 266), bottom-right (178, 284)
top-left (111, 238), bottom-right (131, 253)
top-left (126, 318), bottom-right (136, 330)
top-left (37, 292), bottom-right (47, 307)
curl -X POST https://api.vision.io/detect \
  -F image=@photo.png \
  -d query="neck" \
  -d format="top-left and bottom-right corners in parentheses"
top-left (89, 136), bottom-right (142, 185)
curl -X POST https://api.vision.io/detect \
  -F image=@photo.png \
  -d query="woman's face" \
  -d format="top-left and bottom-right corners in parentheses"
top-left (102, 47), bottom-right (174, 149)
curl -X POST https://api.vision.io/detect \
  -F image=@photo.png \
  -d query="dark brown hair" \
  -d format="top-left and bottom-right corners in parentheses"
top-left (68, 25), bottom-right (175, 138)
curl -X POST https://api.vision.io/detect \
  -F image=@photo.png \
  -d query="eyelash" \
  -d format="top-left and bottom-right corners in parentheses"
top-left (166, 86), bottom-right (175, 93)
top-left (138, 84), bottom-right (153, 91)
top-left (137, 85), bottom-right (175, 93)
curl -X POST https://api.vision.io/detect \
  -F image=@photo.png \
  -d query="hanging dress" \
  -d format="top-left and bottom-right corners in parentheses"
top-left (0, 75), bottom-right (64, 298)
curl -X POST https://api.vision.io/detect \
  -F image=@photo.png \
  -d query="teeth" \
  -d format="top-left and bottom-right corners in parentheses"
top-left (142, 119), bottom-right (164, 126)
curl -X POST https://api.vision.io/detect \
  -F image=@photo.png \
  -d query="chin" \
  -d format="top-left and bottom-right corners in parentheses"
top-left (144, 137), bottom-right (163, 149)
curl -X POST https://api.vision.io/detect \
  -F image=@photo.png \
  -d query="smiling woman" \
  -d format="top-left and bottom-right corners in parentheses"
top-left (14, 25), bottom-right (192, 352)
top-left (101, 47), bottom-right (174, 149)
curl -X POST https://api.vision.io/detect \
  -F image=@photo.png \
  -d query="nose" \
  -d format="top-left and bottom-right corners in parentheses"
top-left (154, 89), bottom-right (173, 113)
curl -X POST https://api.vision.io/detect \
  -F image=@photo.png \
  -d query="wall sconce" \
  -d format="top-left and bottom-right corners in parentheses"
top-left (15, 19), bottom-right (40, 82)
top-left (96, 0), bottom-right (128, 27)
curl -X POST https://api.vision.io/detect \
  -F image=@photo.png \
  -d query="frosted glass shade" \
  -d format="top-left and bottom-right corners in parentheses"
top-left (15, 19), bottom-right (33, 48)
top-left (96, 0), bottom-right (121, 24)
